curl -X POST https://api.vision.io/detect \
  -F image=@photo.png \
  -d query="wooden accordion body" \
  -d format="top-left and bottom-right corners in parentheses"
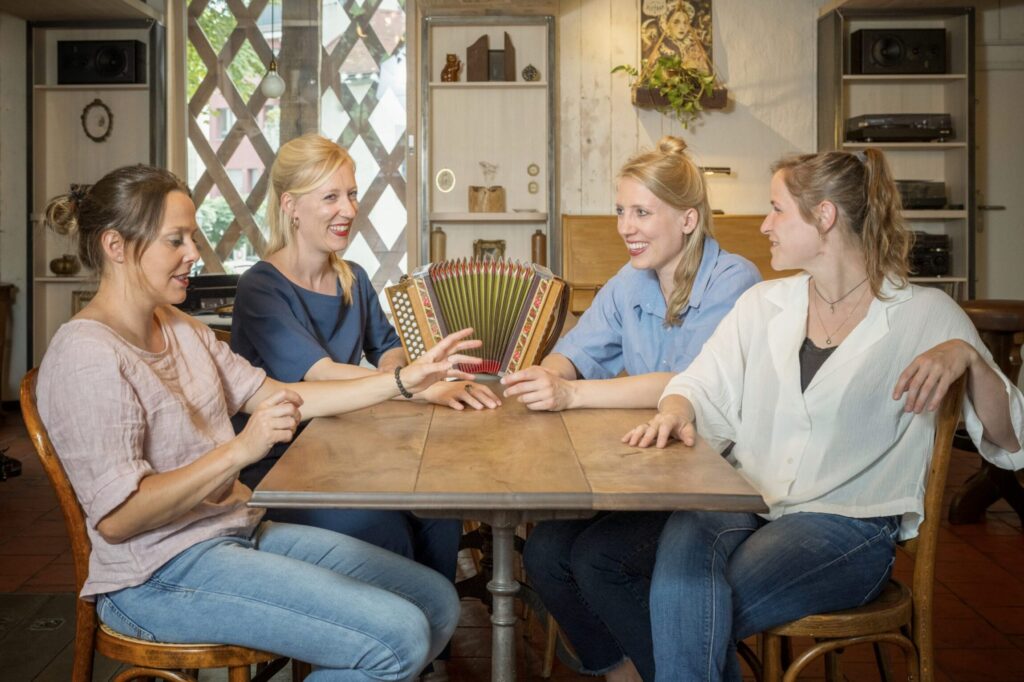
top-left (385, 259), bottom-right (568, 375)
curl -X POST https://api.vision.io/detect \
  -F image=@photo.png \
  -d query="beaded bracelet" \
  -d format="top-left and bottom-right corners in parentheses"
top-left (394, 366), bottom-right (413, 399)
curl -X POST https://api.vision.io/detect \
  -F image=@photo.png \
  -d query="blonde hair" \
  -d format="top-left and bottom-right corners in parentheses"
top-left (617, 135), bottom-right (714, 326)
top-left (268, 133), bottom-right (356, 304)
top-left (44, 165), bottom-right (190, 276)
top-left (771, 149), bottom-right (911, 298)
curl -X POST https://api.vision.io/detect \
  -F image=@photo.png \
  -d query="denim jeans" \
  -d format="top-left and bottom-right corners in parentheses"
top-left (650, 511), bottom-right (900, 682)
top-left (523, 512), bottom-right (670, 679)
top-left (96, 521), bottom-right (460, 681)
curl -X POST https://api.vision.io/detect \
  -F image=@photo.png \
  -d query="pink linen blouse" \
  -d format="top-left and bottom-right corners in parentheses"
top-left (37, 306), bottom-right (267, 598)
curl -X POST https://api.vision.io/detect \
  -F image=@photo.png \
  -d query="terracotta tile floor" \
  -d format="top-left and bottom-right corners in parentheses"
top-left (1, 408), bottom-right (1021, 680)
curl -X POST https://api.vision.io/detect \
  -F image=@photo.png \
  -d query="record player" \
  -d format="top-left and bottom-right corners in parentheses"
top-left (846, 114), bottom-right (954, 143)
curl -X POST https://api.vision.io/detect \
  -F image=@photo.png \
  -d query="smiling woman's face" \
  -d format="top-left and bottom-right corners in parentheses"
top-left (287, 163), bottom-right (359, 257)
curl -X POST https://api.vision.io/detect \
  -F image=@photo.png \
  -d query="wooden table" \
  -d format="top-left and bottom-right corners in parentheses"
top-left (250, 397), bottom-right (766, 681)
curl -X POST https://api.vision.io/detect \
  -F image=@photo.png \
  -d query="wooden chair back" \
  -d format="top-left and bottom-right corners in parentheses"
top-left (20, 368), bottom-right (98, 681)
top-left (213, 327), bottom-right (232, 344)
top-left (561, 214), bottom-right (798, 315)
top-left (903, 373), bottom-right (966, 678)
top-left (19, 368), bottom-right (289, 682)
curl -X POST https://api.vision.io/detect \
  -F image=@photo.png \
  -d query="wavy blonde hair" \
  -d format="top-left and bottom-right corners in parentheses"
top-left (617, 135), bottom-right (714, 326)
top-left (267, 133), bottom-right (356, 304)
top-left (771, 148), bottom-right (911, 298)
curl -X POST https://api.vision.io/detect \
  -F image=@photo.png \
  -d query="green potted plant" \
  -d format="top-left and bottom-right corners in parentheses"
top-left (612, 55), bottom-right (725, 128)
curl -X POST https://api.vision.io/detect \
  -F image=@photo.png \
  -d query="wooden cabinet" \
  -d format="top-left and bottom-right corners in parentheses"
top-left (818, 8), bottom-right (975, 298)
top-left (29, 23), bottom-right (163, 363)
top-left (418, 15), bottom-right (557, 268)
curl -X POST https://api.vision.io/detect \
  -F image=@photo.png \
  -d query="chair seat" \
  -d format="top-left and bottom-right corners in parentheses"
top-left (765, 580), bottom-right (912, 639)
top-left (96, 622), bottom-right (279, 669)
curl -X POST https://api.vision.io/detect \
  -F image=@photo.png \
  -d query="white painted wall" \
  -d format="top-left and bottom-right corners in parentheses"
top-left (557, 0), bottom-right (824, 216)
top-left (0, 12), bottom-right (27, 402)
top-left (976, 1), bottom-right (1024, 300)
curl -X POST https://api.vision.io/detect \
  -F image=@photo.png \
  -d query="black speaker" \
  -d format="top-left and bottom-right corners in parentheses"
top-left (57, 40), bottom-right (147, 85)
top-left (850, 29), bottom-right (946, 75)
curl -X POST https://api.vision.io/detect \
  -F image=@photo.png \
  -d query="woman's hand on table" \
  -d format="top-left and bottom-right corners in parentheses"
top-left (622, 396), bottom-right (698, 448)
top-left (893, 339), bottom-right (976, 414)
top-left (500, 365), bottom-right (578, 411)
top-left (399, 328), bottom-right (483, 394)
top-left (420, 380), bottom-right (501, 410)
top-left (236, 389), bottom-right (303, 465)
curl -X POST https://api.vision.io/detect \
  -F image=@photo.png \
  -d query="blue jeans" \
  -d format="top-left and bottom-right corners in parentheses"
top-left (523, 512), bottom-right (670, 679)
top-left (650, 511), bottom-right (900, 682)
top-left (96, 522), bottom-right (460, 681)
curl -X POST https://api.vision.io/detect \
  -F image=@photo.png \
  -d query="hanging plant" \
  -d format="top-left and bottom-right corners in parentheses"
top-left (612, 55), bottom-right (725, 128)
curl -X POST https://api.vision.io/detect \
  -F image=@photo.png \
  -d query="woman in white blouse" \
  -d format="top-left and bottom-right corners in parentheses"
top-left (623, 149), bottom-right (1024, 682)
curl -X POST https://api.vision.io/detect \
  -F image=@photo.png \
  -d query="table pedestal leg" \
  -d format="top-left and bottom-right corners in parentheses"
top-left (488, 514), bottom-right (520, 682)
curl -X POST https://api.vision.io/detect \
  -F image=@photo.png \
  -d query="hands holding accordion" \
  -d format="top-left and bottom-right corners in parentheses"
top-left (396, 328), bottom-right (485, 396)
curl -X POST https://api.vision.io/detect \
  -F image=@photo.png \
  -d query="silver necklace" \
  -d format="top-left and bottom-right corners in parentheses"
top-left (812, 282), bottom-right (870, 346)
top-left (813, 276), bottom-right (868, 313)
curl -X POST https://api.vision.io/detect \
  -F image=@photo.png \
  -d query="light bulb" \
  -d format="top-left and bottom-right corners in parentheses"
top-left (261, 60), bottom-right (286, 99)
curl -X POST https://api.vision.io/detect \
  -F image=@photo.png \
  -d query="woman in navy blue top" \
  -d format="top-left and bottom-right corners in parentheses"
top-left (503, 137), bottom-right (760, 682)
top-left (231, 135), bottom-right (499, 675)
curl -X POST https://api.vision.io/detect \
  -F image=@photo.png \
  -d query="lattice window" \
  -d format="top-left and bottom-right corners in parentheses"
top-left (186, 0), bottom-right (408, 291)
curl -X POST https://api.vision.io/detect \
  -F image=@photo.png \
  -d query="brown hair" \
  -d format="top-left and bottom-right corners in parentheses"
top-left (44, 165), bottom-right (190, 275)
top-left (267, 133), bottom-right (356, 305)
top-left (617, 135), bottom-right (714, 326)
top-left (771, 149), bottom-right (911, 297)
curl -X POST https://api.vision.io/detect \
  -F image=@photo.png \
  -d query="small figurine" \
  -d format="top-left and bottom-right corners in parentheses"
top-left (441, 53), bottom-right (461, 82)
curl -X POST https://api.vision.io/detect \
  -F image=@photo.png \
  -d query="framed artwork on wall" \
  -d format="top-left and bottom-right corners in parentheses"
top-left (641, 0), bottom-right (713, 73)
top-left (71, 290), bottom-right (96, 315)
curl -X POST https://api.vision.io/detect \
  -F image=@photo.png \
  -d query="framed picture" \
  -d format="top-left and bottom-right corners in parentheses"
top-left (81, 98), bottom-right (113, 143)
top-left (473, 239), bottom-right (506, 261)
top-left (641, 0), bottom-right (713, 73)
top-left (71, 290), bottom-right (96, 315)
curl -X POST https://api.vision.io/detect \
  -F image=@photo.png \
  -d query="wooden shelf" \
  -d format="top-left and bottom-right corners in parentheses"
top-left (842, 141), bottom-right (966, 150)
top-left (0, 0), bottom-right (161, 22)
top-left (429, 82), bottom-right (547, 90)
top-left (842, 74), bottom-right (966, 82)
top-left (909, 276), bottom-right (968, 284)
top-left (903, 210), bottom-right (967, 220)
top-left (430, 212), bottom-right (548, 223)
top-left (34, 84), bottom-right (149, 91)
top-left (34, 276), bottom-right (95, 284)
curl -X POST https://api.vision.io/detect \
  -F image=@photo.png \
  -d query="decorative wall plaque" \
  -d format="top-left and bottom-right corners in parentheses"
top-left (81, 98), bottom-right (113, 143)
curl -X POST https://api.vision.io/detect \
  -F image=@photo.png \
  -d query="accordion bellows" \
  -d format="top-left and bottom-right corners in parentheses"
top-left (386, 259), bottom-right (568, 375)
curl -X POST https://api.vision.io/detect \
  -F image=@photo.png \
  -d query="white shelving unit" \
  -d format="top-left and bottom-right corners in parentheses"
top-left (818, 7), bottom-right (975, 299)
top-left (419, 15), bottom-right (556, 268)
top-left (29, 24), bottom-right (159, 363)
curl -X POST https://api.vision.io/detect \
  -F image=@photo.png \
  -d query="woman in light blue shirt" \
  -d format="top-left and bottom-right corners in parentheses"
top-left (502, 136), bottom-right (760, 682)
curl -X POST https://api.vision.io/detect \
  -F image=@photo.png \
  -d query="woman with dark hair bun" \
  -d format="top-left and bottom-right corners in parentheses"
top-left (625, 149), bottom-right (1024, 681)
top-left (36, 164), bottom-right (483, 679)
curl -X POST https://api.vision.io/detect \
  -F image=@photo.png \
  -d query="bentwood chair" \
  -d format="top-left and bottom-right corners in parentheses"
top-left (760, 375), bottom-right (966, 682)
top-left (20, 368), bottom-right (308, 682)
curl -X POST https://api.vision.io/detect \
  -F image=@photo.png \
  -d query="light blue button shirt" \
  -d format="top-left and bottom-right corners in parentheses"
top-left (553, 237), bottom-right (761, 378)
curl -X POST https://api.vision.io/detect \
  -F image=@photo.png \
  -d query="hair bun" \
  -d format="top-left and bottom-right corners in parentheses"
top-left (657, 135), bottom-right (689, 155)
top-left (44, 193), bottom-right (81, 237)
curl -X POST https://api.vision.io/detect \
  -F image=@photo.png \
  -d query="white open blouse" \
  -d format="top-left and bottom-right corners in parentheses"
top-left (661, 274), bottom-right (1024, 540)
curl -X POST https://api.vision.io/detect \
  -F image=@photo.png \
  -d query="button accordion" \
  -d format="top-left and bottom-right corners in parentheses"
top-left (385, 259), bottom-right (568, 375)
